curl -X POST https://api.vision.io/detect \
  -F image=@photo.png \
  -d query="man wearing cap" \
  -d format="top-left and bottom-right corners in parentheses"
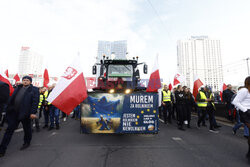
top-left (0, 76), bottom-right (39, 157)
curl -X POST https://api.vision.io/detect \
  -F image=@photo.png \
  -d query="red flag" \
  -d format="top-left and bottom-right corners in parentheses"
top-left (0, 74), bottom-right (14, 96)
top-left (14, 73), bottom-right (20, 83)
top-left (4, 69), bottom-right (9, 78)
top-left (47, 56), bottom-right (87, 115)
top-left (43, 68), bottom-right (49, 88)
top-left (146, 55), bottom-right (161, 92)
top-left (193, 75), bottom-right (203, 100)
top-left (168, 83), bottom-right (173, 91)
top-left (220, 83), bottom-right (227, 102)
top-left (173, 73), bottom-right (185, 86)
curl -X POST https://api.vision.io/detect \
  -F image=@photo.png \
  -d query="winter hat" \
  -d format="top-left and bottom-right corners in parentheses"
top-left (22, 76), bottom-right (32, 82)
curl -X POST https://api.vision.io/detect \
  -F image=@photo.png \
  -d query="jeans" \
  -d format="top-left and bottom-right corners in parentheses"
top-left (49, 105), bottom-right (59, 127)
top-left (233, 111), bottom-right (249, 136)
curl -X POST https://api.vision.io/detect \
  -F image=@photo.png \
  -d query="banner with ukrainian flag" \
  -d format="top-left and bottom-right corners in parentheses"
top-left (80, 92), bottom-right (158, 134)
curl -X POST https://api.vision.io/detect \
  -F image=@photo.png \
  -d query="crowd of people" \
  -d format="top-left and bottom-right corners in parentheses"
top-left (0, 76), bottom-right (80, 157)
top-left (160, 76), bottom-right (250, 159)
top-left (160, 84), bottom-right (220, 132)
top-left (1, 75), bottom-right (250, 160)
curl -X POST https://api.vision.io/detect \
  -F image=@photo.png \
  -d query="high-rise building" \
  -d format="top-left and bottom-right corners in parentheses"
top-left (177, 36), bottom-right (223, 91)
top-left (96, 40), bottom-right (127, 81)
top-left (18, 46), bottom-right (43, 76)
top-left (97, 40), bottom-right (127, 62)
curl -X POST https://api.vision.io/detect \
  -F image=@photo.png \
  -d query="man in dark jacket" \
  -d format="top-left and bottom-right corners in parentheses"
top-left (175, 85), bottom-right (185, 130)
top-left (0, 81), bottom-right (10, 128)
top-left (222, 84), bottom-right (235, 121)
top-left (0, 76), bottom-right (39, 157)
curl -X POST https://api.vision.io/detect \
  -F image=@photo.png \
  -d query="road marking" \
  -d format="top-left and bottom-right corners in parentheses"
top-left (159, 119), bottom-right (164, 123)
top-left (14, 124), bottom-right (37, 133)
top-left (48, 132), bottom-right (57, 137)
top-left (15, 128), bottom-right (23, 133)
top-left (172, 137), bottom-right (182, 141)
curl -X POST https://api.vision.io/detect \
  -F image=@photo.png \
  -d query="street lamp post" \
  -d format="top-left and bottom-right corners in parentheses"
top-left (246, 57), bottom-right (250, 75)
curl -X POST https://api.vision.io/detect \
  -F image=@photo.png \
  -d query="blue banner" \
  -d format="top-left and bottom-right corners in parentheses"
top-left (81, 92), bottom-right (158, 134)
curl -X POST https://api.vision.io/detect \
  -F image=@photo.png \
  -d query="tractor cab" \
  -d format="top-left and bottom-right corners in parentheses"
top-left (92, 56), bottom-right (148, 92)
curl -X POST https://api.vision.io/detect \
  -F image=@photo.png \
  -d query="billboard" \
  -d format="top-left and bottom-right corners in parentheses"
top-left (80, 92), bottom-right (158, 134)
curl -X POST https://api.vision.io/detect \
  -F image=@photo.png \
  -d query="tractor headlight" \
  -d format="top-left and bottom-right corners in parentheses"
top-left (125, 89), bottom-right (131, 94)
top-left (109, 89), bottom-right (115, 94)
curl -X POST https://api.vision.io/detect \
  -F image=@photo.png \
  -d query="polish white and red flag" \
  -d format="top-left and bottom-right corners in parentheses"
top-left (193, 75), bottom-right (203, 100)
top-left (220, 83), bottom-right (227, 102)
top-left (173, 73), bottom-right (185, 86)
top-left (146, 55), bottom-right (161, 92)
top-left (13, 73), bottom-right (20, 83)
top-left (47, 56), bottom-right (88, 115)
top-left (0, 72), bottom-right (14, 96)
top-left (43, 68), bottom-right (49, 88)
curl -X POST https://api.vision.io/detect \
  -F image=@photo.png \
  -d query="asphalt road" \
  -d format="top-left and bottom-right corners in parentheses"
top-left (0, 117), bottom-right (249, 167)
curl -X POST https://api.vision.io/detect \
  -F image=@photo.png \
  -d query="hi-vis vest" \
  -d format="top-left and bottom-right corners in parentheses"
top-left (38, 94), bottom-right (44, 109)
top-left (44, 91), bottom-right (51, 105)
top-left (163, 90), bottom-right (171, 102)
top-left (197, 91), bottom-right (207, 107)
top-left (209, 93), bottom-right (215, 108)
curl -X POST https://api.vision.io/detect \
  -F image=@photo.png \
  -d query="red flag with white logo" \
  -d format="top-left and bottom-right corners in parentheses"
top-left (47, 56), bottom-right (87, 115)
top-left (193, 75), bottom-right (203, 100)
top-left (43, 68), bottom-right (49, 88)
top-left (220, 83), bottom-right (227, 101)
top-left (146, 55), bottom-right (161, 92)
top-left (173, 73), bottom-right (185, 86)
top-left (0, 73), bottom-right (14, 96)
top-left (14, 73), bottom-right (20, 83)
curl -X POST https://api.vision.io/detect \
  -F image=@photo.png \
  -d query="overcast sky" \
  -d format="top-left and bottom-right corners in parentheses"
top-left (0, 0), bottom-right (249, 85)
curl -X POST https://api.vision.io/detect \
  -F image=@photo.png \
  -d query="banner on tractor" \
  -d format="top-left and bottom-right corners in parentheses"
top-left (80, 92), bottom-right (159, 134)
